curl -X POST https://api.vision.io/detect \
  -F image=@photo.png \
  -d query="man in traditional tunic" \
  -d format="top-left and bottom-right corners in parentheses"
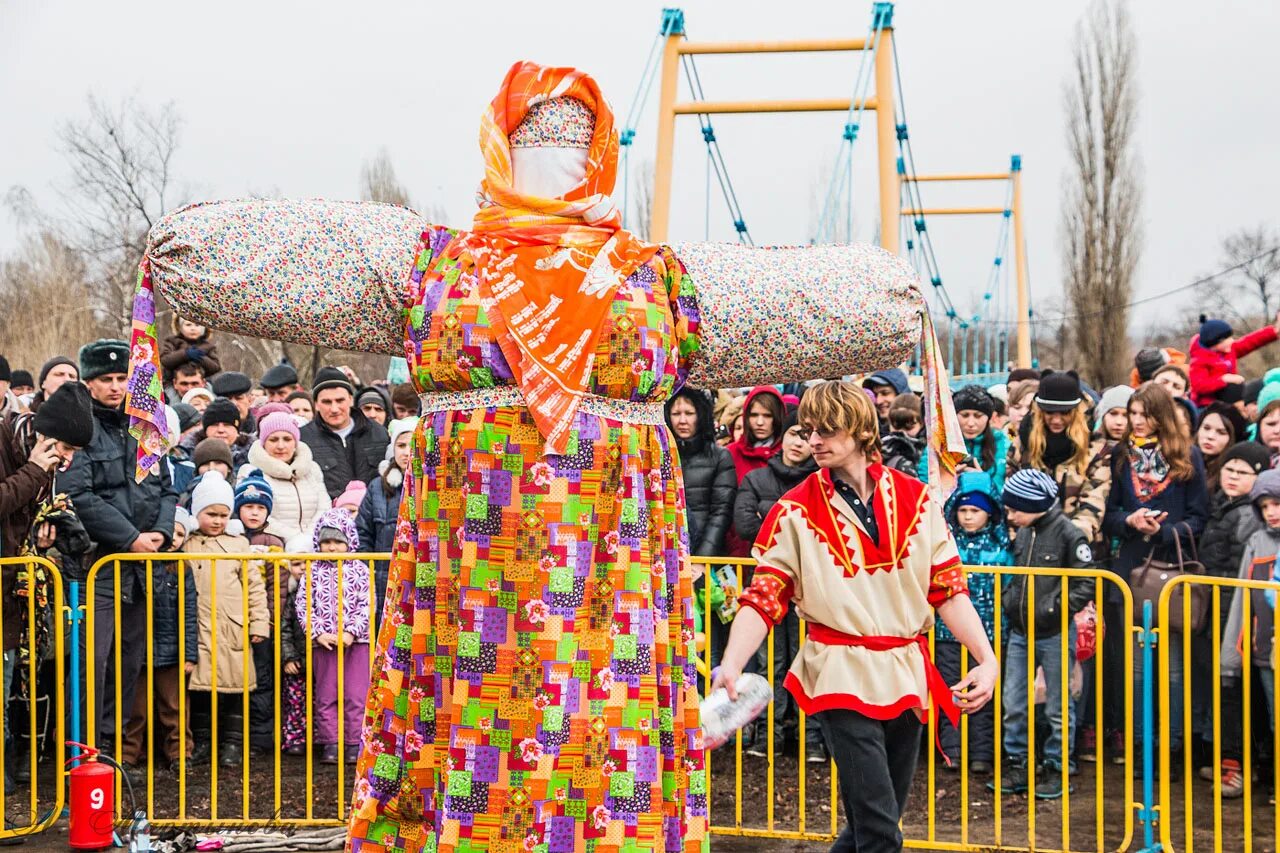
top-left (715, 380), bottom-right (998, 853)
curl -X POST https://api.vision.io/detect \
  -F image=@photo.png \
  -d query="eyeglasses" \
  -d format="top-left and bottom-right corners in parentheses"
top-left (1221, 465), bottom-right (1257, 478)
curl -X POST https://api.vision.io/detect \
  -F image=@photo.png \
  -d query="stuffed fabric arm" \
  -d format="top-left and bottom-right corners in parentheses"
top-left (146, 198), bottom-right (427, 355)
top-left (675, 242), bottom-right (924, 389)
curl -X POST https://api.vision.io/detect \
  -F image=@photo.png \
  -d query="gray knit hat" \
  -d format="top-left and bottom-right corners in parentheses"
top-left (1094, 385), bottom-right (1134, 431)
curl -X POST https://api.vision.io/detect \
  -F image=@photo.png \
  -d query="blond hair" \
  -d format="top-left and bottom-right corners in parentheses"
top-left (798, 380), bottom-right (881, 459)
top-left (1025, 402), bottom-right (1092, 475)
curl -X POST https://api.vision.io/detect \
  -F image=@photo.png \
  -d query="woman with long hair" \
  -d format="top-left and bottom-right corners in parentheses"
top-left (1195, 402), bottom-right (1247, 493)
top-left (1104, 382), bottom-right (1209, 769)
top-left (1008, 371), bottom-right (1113, 543)
top-left (947, 385), bottom-right (1010, 493)
top-left (1004, 379), bottom-right (1039, 437)
top-left (725, 385), bottom-right (787, 556)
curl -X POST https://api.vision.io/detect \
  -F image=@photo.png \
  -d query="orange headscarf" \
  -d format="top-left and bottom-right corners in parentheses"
top-left (455, 61), bottom-right (661, 453)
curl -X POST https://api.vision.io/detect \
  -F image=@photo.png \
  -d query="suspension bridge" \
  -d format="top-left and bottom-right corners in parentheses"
top-left (617, 2), bottom-right (1038, 386)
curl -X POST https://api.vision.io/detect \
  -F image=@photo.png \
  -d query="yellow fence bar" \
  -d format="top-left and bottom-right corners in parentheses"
top-left (0, 556), bottom-right (65, 843)
top-left (677, 38), bottom-right (870, 55)
top-left (694, 559), bottom-right (1135, 852)
top-left (671, 97), bottom-right (877, 114)
top-left (1157, 573), bottom-right (1280, 853)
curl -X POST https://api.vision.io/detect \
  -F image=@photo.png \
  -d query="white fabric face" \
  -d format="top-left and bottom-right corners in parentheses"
top-left (511, 147), bottom-right (589, 199)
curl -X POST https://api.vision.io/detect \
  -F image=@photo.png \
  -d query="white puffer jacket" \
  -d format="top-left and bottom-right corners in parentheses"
top-left (247, 440), bottom-right (332, 543)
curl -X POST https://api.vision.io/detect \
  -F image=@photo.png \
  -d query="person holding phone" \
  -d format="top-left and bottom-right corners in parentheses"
top-left (1104, 381), bottom-right (1209, 773)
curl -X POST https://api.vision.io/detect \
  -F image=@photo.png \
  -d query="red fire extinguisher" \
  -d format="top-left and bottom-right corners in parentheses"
top-left (65, 743), bottom-right (115, 850)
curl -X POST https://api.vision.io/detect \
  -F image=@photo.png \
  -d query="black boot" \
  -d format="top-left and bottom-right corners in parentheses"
top-left (219, 714), bottom-right (244, 767)
top-left (190, 710), bottom-right (212, 762)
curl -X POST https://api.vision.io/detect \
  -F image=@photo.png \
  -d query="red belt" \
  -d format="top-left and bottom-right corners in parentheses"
top-left (807, 624), bottom-right (961, 729)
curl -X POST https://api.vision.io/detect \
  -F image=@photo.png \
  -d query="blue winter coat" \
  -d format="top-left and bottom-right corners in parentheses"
top-left (938, 470), bottom-right (1013, 644)
top-left (917, 427), bottom-right (1010, 495)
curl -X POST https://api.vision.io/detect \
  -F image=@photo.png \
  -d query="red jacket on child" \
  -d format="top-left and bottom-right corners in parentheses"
top-left (1189, 325), bottom-right (1278, 407)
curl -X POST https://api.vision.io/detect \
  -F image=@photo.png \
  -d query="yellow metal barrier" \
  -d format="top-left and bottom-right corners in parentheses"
top-left (1157, 573), bottom-right (1280, 853)
top-left (84, 552), bottom-right (389, 827)
top-left (693, 557), bottom-right (1137, 852)
top-left (0, 555), bottom-right (65, 843)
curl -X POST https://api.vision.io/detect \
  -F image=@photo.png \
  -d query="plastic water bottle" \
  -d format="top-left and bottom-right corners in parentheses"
top-left (700, 672), bottom-right (773, 749)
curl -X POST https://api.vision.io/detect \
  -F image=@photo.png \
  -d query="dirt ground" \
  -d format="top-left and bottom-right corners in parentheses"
top-left (4, 746), bottom-right (1278, 851)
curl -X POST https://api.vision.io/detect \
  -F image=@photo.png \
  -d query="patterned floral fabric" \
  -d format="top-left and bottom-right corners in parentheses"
top-left (346, 224), bottom-right (705, 853)
top-left (509, 97), bottom-right (595, 149)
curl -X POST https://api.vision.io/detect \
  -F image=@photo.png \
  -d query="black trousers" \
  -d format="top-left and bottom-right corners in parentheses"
top-left (816, 708), bottom-right (922, 853)
top-left (934, 641), bottom-right (995, 763)
top-left (68, 581), bottom-right (147, 746)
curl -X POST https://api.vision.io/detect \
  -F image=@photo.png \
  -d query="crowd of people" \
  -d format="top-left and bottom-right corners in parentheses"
top-left (0, 318), bottom-right (419, 791)
top-left (675, 312), bottom-right (1280, 802)
top-left (1, 310), bottom-right (1279, 809)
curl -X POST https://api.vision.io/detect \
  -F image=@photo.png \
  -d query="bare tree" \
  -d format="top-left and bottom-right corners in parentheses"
top-left (0, 232), bottom-right (111, 370)
top-left (7, 96), bottom-right (185, 331)
top-left (1061, 0), bottom-right (1142, 387)
top-left (360, 149), bottom-right (414, 208)
top-left (1220, 225), bottom-right (1280, 320)
top-left (630, 160), bottom-right (655, 241)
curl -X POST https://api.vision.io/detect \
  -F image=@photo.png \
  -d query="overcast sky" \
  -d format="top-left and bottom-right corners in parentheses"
top-left (3, 0), bottom-right (1278, 333)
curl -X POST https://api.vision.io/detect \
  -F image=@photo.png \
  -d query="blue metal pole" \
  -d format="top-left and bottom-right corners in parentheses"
top-left (68, 581), bottom-right (82, 769)
top-left (1138, 600), bottom-right (1160, 852)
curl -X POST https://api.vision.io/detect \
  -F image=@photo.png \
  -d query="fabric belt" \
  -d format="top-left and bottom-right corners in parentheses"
top-left (807, 624), bottom-right (961, 729)
top-left (418, 386), bottom-right (667, 426)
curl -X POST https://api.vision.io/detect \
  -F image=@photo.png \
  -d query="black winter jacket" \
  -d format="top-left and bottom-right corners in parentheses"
top-left (356, 474), bottom-right (403, 626)
top-left (734, 455), bottom-right (819, 545)
top-left (151, 561), bottom-right (199, 668)
top-left (881, 431), bottom-right (925, 478)
top-left (1103, 447), bottom-right (1209, 582)
top-left (61, 400), bottom-right (178, 598)
top-left (1004, 507), bottom-right (1094, 637)
top-left (300, 410), bottom-right (390, 499)
top-left (667, 388), bottom-right (735, 556)
top-left (1199, 492), bottom-right (1262, 627)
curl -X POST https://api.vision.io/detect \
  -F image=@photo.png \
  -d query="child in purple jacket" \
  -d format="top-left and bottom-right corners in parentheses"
top-left (295, 507), bottom-right (371, 764)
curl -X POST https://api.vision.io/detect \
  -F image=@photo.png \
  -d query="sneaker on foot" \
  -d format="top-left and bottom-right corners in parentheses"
top-left (987, 764), bottom-right (1028, 794)
top-left (321, 744), bottom-right (339, 764)
top-left (1079, 726), bottom-right (1097, 763)
top-left (971, 760), bottom-right (994, 775)
top-left (1219, 760), bottom-right (1245, 799)
top-left (1108, 730), bottom-right (1126, 765)
top-left (1035, 772), bottom-right (1072, 800)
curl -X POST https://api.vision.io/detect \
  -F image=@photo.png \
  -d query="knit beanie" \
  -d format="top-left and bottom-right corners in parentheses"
top-left (1094, 385), bottom-right (1135, 430)
top-left (1034, 370), bottom-right (1083, 413)
top-left (334, 480), bottom-right (367, 511)
top-left (956, 491), bottom-right (996, 516)
top-left (193, 438), bottom-right (234, 470)
top-left (78, 339), bottom-right (129, 381)
top-left (234, 471), bottom-right (275, 513)
top-left (254, 401), bottom-right (293, 419)
top-left (1134, 348), bottom-right (1168, 382)
top-left (171, 402), bottom-right (201, 434)
top-left (357, 386), bottom-right (390, 413)
top-left (1199, 401), bottom-right (1248, 446)
top-left (257, 411), bottom-right (301, 446)
top-left (1199, 316), bottom-right (1233, 349)
top-left (387, 417), bottom-right (419, 448)
top-left (1002, 468), bottom-right (1059, 513)
top-left (37, 356), bottom-right (77, 389)
top-left (31, 381), bottom-right (95, 447)
top-left (1257, 368), bottom-right (1280, 415)
top-left (317, 525), bottom-right (347, 544)
top-left (173, 506), bottom-right (195, 537)
top-left (1250, 468), bottom-right (1280, 507)
top-left (190, 470), bottom-right (235, 518)
top-left (182, 387), bottom-right (216, 407)
top-left (202, 397), bottom-right (241, 430)
top-left (11, 370), bottom-right (32, 389)
top-left (312, 367), bottom-right (355, 397)
top-left (1222, 441), bottom-right (1271, 476)
top-left (952, 384), bottom-right (995, 417)
top-left (0, 356), bottom-right (12, 384)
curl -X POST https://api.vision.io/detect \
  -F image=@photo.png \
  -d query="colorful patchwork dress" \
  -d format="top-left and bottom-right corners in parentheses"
top-left (130, 65), bottom-right (950, 853)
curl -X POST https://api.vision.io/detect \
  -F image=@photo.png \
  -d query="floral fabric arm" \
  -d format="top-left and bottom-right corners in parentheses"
top-left (674, 241), bottom-right (924, 389)
top-left (146, 198), bottom-right (426, 355)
